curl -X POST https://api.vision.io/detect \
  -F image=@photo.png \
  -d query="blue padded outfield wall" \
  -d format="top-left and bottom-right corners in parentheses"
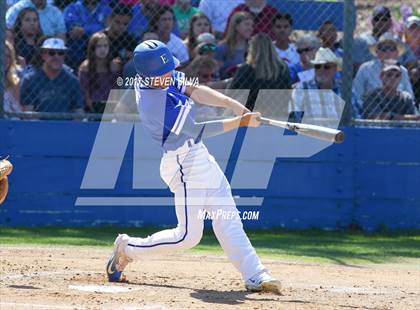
top-left (0, 119), bottom-right (419, 231)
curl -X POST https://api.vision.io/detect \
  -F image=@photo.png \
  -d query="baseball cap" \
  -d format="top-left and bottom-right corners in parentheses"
top-left (41, 38), bottom-right (67, 50)
top-left (196, 32), bottom-right (216, 45)
top-left (372, 6), bottom-right (391, 20)
top-left (381, 59), bottom-right (401, 72)
top-left (405, 16), bottom-right (420, 28)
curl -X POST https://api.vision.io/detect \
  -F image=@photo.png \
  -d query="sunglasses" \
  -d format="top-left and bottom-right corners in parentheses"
top-left (44, 49), bottom-right (65, 56)
top-left (378, 45), bottom-right (397, 52)
top-left (314, 64), bottom-right (335, 70)
top-left (199, 44), bottom-right (216, 53)
top-left (384, 71), bottom-right (401, 78)
top-left (297, 47), bottom-right (314, 54)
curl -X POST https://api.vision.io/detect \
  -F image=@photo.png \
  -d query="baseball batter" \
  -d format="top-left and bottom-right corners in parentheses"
top-left (106, 40), bottom-right (281, 294)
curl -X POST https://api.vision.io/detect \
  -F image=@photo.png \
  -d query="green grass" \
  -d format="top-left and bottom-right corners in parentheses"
top-left (1, 226), bottom-right (419, 265)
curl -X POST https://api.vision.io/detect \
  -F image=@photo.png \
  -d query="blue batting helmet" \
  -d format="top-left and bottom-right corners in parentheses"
top-left (133, 40), bottom-right (180, 77)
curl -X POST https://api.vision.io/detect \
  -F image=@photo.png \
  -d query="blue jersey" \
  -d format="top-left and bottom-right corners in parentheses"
top-left (135, 71), bottom-right (223, 151)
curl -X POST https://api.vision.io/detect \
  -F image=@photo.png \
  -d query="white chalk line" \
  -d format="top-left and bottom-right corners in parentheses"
top-left (0, 302), bottom-right (87, 310)
top-left (0, 270), bottom-right (90, 281)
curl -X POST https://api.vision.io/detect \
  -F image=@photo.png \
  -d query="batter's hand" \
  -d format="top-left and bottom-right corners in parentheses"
top-left (0, 158), bottom-right (13, 205)
top-left (239, 112), bottom-right (261, 128)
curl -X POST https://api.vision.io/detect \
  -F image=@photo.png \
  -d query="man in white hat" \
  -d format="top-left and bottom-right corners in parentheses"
top-left (362, 59), bottom-right (419, 120)
top-left (20, 37), bottom-right (85, 114)
top-left (291, 47), bottom-right (344, 120)
top-left (353, 32), bottom-right (414, 107)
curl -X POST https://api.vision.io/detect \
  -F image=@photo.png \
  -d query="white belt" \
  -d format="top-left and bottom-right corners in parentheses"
top-left (164, 139), bottom-right (199, 155)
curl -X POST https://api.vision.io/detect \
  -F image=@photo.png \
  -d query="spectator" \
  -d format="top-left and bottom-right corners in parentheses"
top-left (184, 13), bottom-right (212, 58)
top-left (78, 32), bottom-right (121, 113)
top-left (104, 4), bottom-right (137, 65)
top-left (317, 20), bottom-right (343, 57)
top-left (151, 5), bottom-right (189, 64)
top-left (353, 6), bottom-right (416, 71)
top-left (13, 7), bottom-right (43, 66)
top-left (353, 33), bottom-right (414, 105)
top-left (227, 0), bottom-right (278, 39)
top-left (198, 0), bottom-right (242, 39)
top-left (288, 34), bottom-right (321, 84)
top-left (404, 16), bottom-right (420, 59)
top-left (6, 0), bottom-right (66, 39)
top-left (406, 61), bottom-right (420, 110)
top-left (173, 0), bottom-right (200, 39)
top-left (272, 12), bottom-right (299, 66)
top-left (129, 0), bottom-right (181, 39)
top-left (20, 37), bottom-right (85, 113)
top-left (362, 60), bottom-right (418, 120)
top-left (229, 33), bottom-right (291, 111)
top-left (215, 11), bottom-right (253, 79)
top-left (4, 41), bottom-right (24, 114)
top-left (183, 55), bottom-right (219, 88)
top-left (291, 47), bottom-right (343, 120)
top-left (63, 0), bottom-right (112, 69)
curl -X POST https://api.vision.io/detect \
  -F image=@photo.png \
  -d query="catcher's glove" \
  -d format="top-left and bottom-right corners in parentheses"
top-left (0, 158), bottom-right (13, 204)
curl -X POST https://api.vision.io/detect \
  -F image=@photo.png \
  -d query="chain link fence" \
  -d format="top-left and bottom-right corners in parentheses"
top-left (1, 0), bottom-right (419, 124)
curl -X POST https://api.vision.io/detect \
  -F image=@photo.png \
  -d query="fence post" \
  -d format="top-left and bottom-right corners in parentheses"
top-left (0, 0), bottom-right (5, 118)
top-left (341, 0), bottom-right (356, 126)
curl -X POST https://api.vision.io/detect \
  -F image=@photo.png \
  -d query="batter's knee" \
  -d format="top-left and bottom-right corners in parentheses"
top-left (179, 229), bottom-right (203, 250)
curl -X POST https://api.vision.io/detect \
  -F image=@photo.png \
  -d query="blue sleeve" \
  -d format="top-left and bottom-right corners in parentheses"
top-left (52, 6), bottom-right (67, 33)
top-left (215, 43), bottom-right (225, 62)
top-left (181, 118), bottom-right (226, 139)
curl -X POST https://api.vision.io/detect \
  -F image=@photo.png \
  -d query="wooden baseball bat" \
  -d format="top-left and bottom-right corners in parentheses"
top-left (258, 117), bottom-right (345, 144)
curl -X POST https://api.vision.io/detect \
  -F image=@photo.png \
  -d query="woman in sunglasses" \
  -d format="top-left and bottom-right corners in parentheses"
top-left (353, 32), bottom-right (414, 108)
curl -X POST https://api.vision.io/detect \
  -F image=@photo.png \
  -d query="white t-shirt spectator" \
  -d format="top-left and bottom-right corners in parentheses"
top-left (275, 43), bottom-right (300, 66)
top-left (199, 0), bottom-right (243, 34)
top-left (167, 33), bottom-right (190, 64)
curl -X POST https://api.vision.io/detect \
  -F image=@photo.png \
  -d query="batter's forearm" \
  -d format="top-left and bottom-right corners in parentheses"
top-left (186, 85), bottom-right (249, 115)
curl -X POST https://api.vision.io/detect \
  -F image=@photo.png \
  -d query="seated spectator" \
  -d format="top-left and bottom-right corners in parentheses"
top-left (291, 48), bottom-right (343, 120)
top-left (173, 0), bottom-right (200, 39)
top-left (104, 4), bottom-right (137, 65)
top-left (353, 6), bottom-right (416, 72)
top-left (12, 7), bottom-right (43, 66)
top-left (63, 0), bottom-right (112, 70)
top-left (317, 20), bottom-right (343, 57)
top-left (128, 0), bottom-right (160, 37)
top-left (183, 55), bottom-right (219, 86)
top-left (229, 33), bottom-right (291, 111)
top-left (20, 37), bottom-right (84, 113)
top-left (4, 41), bottom-right (24, 114)
top-left (272, 12), bottom-right (299, 66)
top-left (404, 16), bottom-right (420, 59)
top-left (289, 34), bottom-right (321, 85)
top-left (227, 0), bottom-right (278, 39)
top-left (184, 13), bottom-right (213, 58)
top-left (122, 30), bottom-right (159, 86)
top-left (129, 0), bottom-right (181, 39)
top-left (353, 33), bottom-right (414, 105)
top-left (151, 5), bottom-right (189, 64)
top-left (78, 32), bottom-right (121, 113)
top-left (199, 0), bottom-right (242, 40)
top-left (6, 0), bottom-right (66, 39)
top-left (362, 60), bottom-right (419, 120)
top-left (406, 61), bottom-right (420, 110)
top-left (215, 11), bottom-right (253, 79)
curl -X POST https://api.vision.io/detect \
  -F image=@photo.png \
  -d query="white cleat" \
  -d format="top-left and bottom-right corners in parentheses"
top-left (245, 272), bottom-right (282, 294)
top-left (106, 234), bottom-right (133, 282)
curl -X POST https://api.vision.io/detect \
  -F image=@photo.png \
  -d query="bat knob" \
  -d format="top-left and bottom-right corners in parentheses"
top-left (335, 131), bottom-right (345, 144)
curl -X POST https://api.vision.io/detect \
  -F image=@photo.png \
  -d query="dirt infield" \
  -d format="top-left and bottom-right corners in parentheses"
top-left (0, 246), bottom-right (419, 310)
